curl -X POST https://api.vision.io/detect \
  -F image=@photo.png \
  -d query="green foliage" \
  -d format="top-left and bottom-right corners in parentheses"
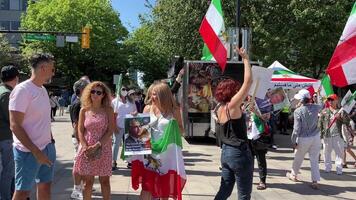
top-left (125, 23), bottom-right (168, 86)
top-left (131, 0), bottom-right (353, 82)
top-left (21, 0), bottom-right (129, 85)
top-left (0, 34), bottom-right (12, 67)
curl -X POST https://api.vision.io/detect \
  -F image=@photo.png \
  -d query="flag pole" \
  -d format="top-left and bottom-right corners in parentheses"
top-left (236, 0), bottom-right (241, 28)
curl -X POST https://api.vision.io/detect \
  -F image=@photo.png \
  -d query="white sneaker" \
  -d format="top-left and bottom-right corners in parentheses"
top-left (71, 189), bottom-right (83, 199)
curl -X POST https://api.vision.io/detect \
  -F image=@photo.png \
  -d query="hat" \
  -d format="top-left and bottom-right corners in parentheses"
top-left (327, 94), bottom-right (338, 101)
top-left (73, 79), bottom-right (90, 92)
top-left (1, 65), bottom-right (19, 81)
top-left (128, 89), bottom-right (136, 96)
top-left (294, 89), bottom-right (311, 100)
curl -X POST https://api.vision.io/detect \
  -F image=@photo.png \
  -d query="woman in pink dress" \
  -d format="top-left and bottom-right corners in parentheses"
top-left (74, 81), bottom-right (115, 200)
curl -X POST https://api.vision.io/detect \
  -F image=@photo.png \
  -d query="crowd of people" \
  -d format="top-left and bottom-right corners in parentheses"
top-left (0, 48), bottom-right (355, 200)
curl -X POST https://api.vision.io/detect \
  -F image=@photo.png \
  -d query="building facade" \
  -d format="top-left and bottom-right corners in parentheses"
top-left (0, 0), bottom-right (28, 46)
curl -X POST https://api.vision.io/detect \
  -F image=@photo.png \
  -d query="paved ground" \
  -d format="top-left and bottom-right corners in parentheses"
top-left (39, 113), bottom-right (356, 199)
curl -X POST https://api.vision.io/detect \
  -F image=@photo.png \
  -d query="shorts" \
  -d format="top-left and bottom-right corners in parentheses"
top-left (13, 143), bottom-right (56, 191)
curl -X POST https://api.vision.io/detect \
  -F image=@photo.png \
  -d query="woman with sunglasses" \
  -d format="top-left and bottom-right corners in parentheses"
top-left (73, 81), bottom-right (115, 200)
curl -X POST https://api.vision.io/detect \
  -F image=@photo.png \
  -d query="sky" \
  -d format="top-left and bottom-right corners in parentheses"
top-left (111, 0), bottom-right (156, 32)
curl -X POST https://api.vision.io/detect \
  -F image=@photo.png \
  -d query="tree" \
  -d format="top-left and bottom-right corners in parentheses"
top-left (125, 23), bottom-right (168, 86)
top-left (136, 0), bottom-right (353, 80)
top-left (0, 34), bottom-right (12, 67)
top-left (21, 0), bottom-right (129, 85)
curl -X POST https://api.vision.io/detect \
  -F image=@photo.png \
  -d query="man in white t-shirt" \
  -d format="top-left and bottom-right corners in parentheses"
top-left (9, 53), bottom-right (56, 200)
top-left (111, 88), bottom-right (137, 170)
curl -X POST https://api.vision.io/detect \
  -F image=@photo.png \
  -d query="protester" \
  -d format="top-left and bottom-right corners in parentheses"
top-left (0, 65), bottom-right (19, 199)
top-left (132, 82), bottom-right (186, 200)
top-left (250, 112), bottom-right (271, 190)
top-left (73, 81), bottom-right (114, 200)
top-left (134, 89), bottom-right (145, 113)
top-left (213, 47), bottom-right (253, 200)
top-left (319, 94), bottom-right (351, 174)
top-left (341, 123), bottom-right (356, 168)
top-left (9, 53), bottom-right (56, 199)
top-left (58, 95), bottom-right (66, 116)
top-left (287, 89), bottom-right (323, 189)
top-left (111, 87), bottom-right (137, 170)
top-left (279, 105), bottom-right (290, 135)
top-left (69, 78), bottom-right (90, 199)
top-left (50, 94), bottom-right (59, 121)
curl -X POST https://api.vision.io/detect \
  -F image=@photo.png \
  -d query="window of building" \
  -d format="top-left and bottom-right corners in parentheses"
top-left (0, 21), bottom-right (10, 30)
top-left (0, 0), bottom-right (10, 10)
top-left (11, 21), bottom-right (20, 30)
top-left (10, 0), bottom-right (20, 10)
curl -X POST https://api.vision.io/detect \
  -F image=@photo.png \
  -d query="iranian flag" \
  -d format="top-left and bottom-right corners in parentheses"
top-left (199, 0), bottom-right (227, 71)
top-left (131, 120), bottom-right (186, 200)
top-left (326, 2), bottom-right (356, 87)
top-left (320, 75), bottom-right (334, 97)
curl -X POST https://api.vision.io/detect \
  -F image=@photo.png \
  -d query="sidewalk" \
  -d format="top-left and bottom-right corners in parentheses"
top-left (47, 114), bottom-right (356, 200)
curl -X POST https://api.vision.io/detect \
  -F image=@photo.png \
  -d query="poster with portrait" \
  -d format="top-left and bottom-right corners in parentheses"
top-left (187, 62), bottom-right (245, 113)
top-left (254, 87), bottom-right (289, 114)
top-left (124, 114), bottom-right (152, 156)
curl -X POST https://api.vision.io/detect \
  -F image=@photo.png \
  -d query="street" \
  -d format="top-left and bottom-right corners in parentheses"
top-left (45, 113), bottom-right (356, 200)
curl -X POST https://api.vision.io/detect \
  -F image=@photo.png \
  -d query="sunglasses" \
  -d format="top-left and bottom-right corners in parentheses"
top-left (90, 90), bottom-right (104, 96)
top-left (121, 88), bottom-right (128, 91)
top-left (327, 98), bottom-right (334, 102)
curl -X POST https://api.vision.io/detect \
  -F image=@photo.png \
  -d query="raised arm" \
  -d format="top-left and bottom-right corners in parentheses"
top-left (228, 47), bottom-right (253, 109)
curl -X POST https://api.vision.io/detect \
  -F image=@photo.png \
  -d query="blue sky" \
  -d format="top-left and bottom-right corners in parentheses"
top-left (111, 0), bottom-right (156, 32)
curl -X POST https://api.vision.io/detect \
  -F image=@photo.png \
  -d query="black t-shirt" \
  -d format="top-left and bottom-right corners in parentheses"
top-left (70, 98), bottom-right (81, 124)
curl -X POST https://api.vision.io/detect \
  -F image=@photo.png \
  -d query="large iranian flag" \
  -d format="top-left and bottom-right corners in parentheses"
top-left (131, 120), bottom-right (186, 200)
top-left (199, 0), bottom-right (227, 71)
top-left (326, 2), bottom-right (356, 87)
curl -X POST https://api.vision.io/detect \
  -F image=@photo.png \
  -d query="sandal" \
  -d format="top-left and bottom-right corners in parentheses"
top-left (257, 182), bottom-right (266, 190)
top-left (286, 172), bottom-right (298, 182)
top-left (310, 182), bottom-right (318, 190)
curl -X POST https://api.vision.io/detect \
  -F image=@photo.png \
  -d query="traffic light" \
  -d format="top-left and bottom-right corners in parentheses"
top-left (81, 27), bottom-right (90, 49)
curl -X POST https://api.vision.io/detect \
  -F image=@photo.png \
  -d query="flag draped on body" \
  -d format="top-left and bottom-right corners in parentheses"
top-left (326, 2), bottom-right (356, 87)
top-left (131, 119), bottom-right (186, 200)
top-left (199, 0), bottom-right (227, 71)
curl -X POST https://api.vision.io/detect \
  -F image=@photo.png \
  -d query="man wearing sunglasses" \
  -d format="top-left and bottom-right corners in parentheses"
top-left (9, 53), bottom-right (56, 200)
top-left (111, 87), bottom-right (137, 170)
top-left (319, 94), bottom-right (351, 175)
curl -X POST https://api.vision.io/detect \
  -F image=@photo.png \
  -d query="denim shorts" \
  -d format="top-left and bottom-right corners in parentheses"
top-left (13, 143), bottom-right (56, 191)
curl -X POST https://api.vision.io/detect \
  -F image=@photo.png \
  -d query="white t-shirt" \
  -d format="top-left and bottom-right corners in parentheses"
top-left (112, 97), bottom-right (137, 128)
top-left (9, 80), bottom-right (52, 152)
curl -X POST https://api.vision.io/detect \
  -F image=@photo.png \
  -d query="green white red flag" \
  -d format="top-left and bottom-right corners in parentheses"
top-left (199, 0), bottom-right (227, 71)
top-left (326, 2), bottom-right (356, 87)
top-left (131, 120), bottom-right (186, 200)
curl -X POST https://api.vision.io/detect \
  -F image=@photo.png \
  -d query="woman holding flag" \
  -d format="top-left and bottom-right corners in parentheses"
top-left (131, 82), bottom-right (186, 200)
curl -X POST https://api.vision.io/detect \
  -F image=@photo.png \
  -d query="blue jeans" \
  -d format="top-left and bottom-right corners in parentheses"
top-left (112, 129), bottom-right (124, 162)
top-left (215, 143), bottom-right (253, 200)
top-left (0, 139), bottom-right (15, 200)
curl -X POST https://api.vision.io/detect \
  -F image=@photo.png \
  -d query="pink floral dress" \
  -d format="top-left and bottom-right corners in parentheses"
top-left (74, 111), bottom-right (112, 176)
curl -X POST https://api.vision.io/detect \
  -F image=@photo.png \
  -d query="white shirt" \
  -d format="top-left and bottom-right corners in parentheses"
top-left (9, 80), bottom-right (52, 152)
top-left (112, 97), bottom-right (137, 128)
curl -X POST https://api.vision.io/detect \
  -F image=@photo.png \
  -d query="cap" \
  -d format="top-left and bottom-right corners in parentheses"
top-left (294, 89), bottom-right (311, 100)
top-left (1, 65), bottom-right (19, 81)
top-left (73, 79), bottom-right (90, 92)
top-left (128, 89), bottom-right (136, 96)
top-left (327, 94), bottom-right (338, 101)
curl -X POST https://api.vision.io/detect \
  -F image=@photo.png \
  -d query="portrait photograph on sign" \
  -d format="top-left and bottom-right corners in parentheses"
top-left (124, 114), bottom-right (152, 156)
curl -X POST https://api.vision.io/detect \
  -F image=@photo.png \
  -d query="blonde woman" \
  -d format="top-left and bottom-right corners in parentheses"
top-left (131, 82), bottom-right (185, 200)
top-left (73, 81), bottom-right (115, 200)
